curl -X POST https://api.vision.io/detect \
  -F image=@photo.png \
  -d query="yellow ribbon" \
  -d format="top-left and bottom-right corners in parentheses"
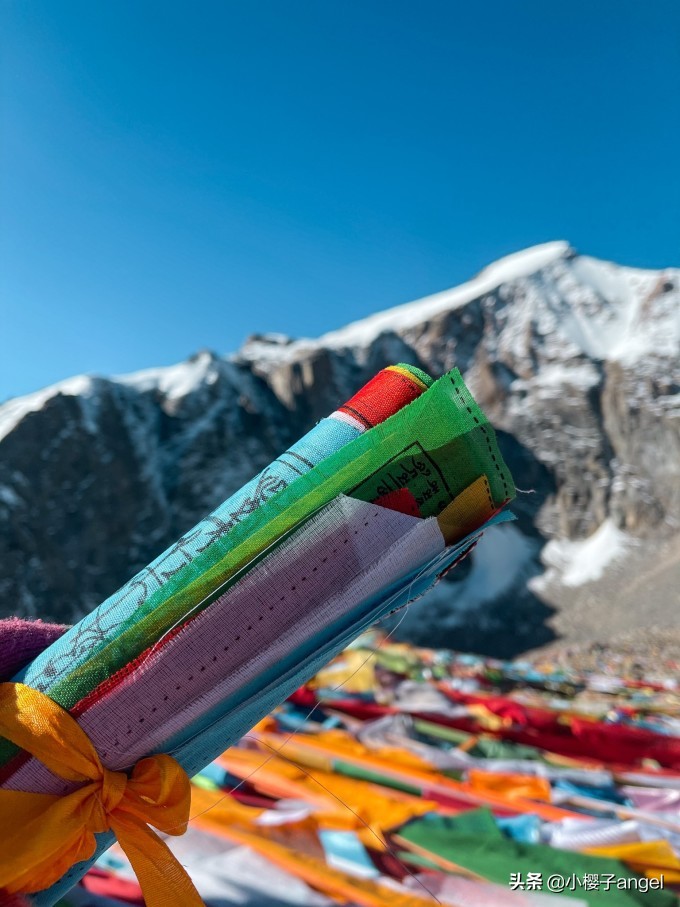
top-left (0, 682), bottom-right (203, 906)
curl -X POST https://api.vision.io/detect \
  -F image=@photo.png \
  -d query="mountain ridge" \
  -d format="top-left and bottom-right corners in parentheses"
top-left (1, 242), bottom-right (678, 654)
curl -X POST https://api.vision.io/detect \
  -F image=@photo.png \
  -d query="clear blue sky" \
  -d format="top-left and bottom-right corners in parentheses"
top-left (2, 0), bottom-right (679, 400)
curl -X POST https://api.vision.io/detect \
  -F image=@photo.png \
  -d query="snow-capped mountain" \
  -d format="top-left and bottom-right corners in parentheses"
top-left (1, 242), bottom-right (678, 655)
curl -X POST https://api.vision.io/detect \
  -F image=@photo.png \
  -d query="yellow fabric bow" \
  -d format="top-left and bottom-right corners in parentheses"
top-left (0, 682), bottom-right (203, 906)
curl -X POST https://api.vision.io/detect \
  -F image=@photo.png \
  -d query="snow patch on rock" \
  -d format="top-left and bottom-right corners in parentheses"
top-left (400, 523), bottom-right (539, 636)
top-left (118, 350), bottom-right (219, 401)
top-left (0, 375), bottom-right (96, 443)
top-left (531, 519), bottom-right (633, 589)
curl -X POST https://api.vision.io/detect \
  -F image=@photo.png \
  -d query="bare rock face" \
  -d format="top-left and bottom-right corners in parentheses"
top-left (1, 242), bottom-right (678, 654)
top-left (0, 357), bottom-right (292, 619)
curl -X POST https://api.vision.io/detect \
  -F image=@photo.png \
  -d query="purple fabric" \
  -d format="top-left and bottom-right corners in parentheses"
top-left (0, 502), bottom-right (432, 806)
top-left (621, 785), bottom-right (680, 813)
top-left (0, 618), bottom-right (67, 907)
top-left (0, 618), bottom-right (68, 682)
top-left (6, 497), bottom-right (440, 794)
top-left (100, 500), bottom-right (445, 771)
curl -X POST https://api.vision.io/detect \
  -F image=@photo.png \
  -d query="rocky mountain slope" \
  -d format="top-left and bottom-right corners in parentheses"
top-left (1, 241), bottom-right (678, 655)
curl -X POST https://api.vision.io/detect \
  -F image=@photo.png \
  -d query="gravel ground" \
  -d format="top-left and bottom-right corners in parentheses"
top-left (527, 625), bottom-right (680, 681)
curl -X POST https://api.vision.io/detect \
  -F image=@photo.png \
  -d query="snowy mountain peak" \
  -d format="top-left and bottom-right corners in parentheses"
top-left (2, 244), bottom-right (677, 428)
top-left (474, 240), bottom-right (573, 281)
top-left (1, 242), bottom-right (678, 650)
top-left (118, 348), bottom-right (223, 400)
top-left (283, 241), bottom-right (577, 358)
top-left (235, 242), bottom-right (679, 371)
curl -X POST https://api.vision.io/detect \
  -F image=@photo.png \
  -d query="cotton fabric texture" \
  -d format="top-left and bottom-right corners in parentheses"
top-left (0, 365), bottom-right (516, 905)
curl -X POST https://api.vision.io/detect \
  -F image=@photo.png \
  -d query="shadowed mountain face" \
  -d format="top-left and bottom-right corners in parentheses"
top-left (1, 242), bottom-right (679, 654)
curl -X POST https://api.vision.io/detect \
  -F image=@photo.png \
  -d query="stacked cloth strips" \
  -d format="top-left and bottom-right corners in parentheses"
top-left (58, 633), bottom-right (680, 907)
top-left (0, 365), bottom-right (515, 906)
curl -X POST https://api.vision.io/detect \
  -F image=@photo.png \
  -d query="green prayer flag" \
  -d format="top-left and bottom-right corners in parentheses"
top-left (42, 367), bottom-right (514, 714)
top-left (397, 812), bottom-right (676, 907)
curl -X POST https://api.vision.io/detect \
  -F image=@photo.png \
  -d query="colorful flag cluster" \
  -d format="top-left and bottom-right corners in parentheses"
top-left (73, 632), bottom-right (680, 907)
top-left (0, 365), bottom-right (515, 905)
top-left (62, 632), bottom-right (680, 907)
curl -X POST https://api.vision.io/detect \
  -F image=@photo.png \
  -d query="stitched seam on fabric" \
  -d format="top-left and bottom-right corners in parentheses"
top-left (26, 518), bottom-right (502, 902)
top-left (481, 476), bottom-right (494, 512)
top-left (450, 377), bottom-right (510, 502)
top-left (4, 368), bottom-right (512, 781)
top-left (12, 367), bottom-right (425, 711)
top-left (73, 623), bottom-right (187, 719)
top-left (75, 506), bottom-right (388, 743)
top-left (41, 375), bottom-right (455, 705)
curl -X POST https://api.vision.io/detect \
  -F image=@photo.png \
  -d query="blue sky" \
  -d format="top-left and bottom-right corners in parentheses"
top-left (2, 0), bottom-right (679, 400)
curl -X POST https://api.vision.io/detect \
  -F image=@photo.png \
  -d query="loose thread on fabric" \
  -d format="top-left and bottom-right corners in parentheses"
top-left (7, 370), bottom-right (498, 905)
top-left (166, 541), bottom-right (459, 764)
top-left (181, 603), bottom-right (414, 821)
top-left (244, 731), bottom-right (443, 906)
top-left (186, 602), bottom-right (442, 905)
top-left (176, 544), bottom-right (465, 904)
top-left (58, 379), bottom-right (486, 897)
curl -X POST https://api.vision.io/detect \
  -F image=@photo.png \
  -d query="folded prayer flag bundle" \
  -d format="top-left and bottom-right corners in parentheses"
top-left (0, 364), bottom-right (516, 906)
